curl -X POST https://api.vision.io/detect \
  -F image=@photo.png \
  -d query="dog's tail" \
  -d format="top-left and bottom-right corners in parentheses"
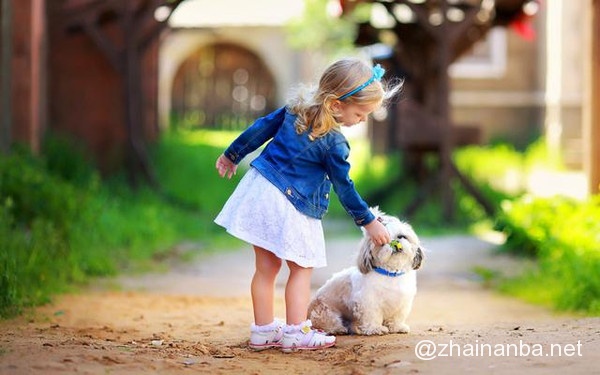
top-left (308, 297), bottom-right (348, 335)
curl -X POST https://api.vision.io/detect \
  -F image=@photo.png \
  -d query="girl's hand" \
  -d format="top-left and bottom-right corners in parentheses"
top-left (215, 154), bottom-right (238, 179)
top-left (363, 219), bottom-right (390, 246)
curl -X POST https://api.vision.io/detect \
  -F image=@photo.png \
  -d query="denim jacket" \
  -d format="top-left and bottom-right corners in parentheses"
top-left (223, 106), bottom-right (376, 226)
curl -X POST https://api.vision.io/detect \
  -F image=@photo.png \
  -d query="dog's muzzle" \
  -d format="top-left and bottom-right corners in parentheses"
top-left (390, 237), bottom-right (405, 253)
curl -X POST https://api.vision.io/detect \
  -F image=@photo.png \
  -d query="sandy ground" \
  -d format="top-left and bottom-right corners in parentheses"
top-left (1, 234), bottom-right (598, 375)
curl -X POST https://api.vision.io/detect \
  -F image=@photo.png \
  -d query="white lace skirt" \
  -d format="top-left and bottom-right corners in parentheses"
top-left (214, 168), bottom-right (327, 268)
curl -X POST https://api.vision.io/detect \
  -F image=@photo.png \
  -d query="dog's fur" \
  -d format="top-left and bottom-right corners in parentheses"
top-left (308, 208), bottom-right (424, 335)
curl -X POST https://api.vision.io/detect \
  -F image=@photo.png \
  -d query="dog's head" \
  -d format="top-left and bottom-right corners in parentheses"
top-left (358, 207), bottom-right (425, 275)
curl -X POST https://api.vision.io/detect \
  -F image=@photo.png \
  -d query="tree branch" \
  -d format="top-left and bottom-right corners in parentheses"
top-left (81, 17), bottom-right (123, 73)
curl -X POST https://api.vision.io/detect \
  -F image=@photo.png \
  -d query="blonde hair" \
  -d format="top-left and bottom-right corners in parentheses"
top-left (288, 57), bottom-right (402, 140)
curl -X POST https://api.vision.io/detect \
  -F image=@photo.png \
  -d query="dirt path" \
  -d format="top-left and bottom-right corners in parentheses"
top-left (1, 234), bottom-right (598, 374)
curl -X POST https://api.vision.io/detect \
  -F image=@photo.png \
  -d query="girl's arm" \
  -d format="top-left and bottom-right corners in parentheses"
top-left (222, 107), bottom-right (287, 165)
top-left (324, 140), bottom-right (391, 245)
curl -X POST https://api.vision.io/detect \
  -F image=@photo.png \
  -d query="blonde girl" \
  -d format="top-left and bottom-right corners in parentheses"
top-left (215, 57), bottom-right (402, 352)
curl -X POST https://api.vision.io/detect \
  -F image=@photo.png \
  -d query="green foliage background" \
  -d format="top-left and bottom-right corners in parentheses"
top-left (454, 140), bottom-right (600, 315)
top-left (1, 131), bottom-right (598, 318)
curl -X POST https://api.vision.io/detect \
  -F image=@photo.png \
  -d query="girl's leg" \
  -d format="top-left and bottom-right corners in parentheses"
top-left (281, 260), bottom-right (335, 352)
top-left (285, 260), bottom-right (313, 325)
top-left (251, 246), bottom-right (282, 326)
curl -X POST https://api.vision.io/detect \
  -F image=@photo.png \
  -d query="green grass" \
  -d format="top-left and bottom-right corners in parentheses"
top-left (151, 130), bottom-right (242, 213)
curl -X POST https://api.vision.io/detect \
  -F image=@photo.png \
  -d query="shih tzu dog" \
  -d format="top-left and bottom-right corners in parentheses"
top-left (308, 208), bottom-right (424, 335)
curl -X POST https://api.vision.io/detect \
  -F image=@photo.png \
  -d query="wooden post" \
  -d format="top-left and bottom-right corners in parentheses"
top-left (10, 0), bottom-right (45, 153)
top-left (30, 0), bottom-right (45, 152)
top-left (438, 1), bottom-right (455, 220)
top-left (121, 1), bottom-right (158, 189)
top-left (122, 1), bottom-right (142, 187)
top-left (0, 0), bottom-right (11, 153)
top-left (590, 0), bottom-right (600, 194)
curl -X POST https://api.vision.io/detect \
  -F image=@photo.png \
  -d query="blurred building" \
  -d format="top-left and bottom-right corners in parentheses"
top-left (1, 0), bottom-right (598, 194)
top-left (160, 0), bottom-right (597, 195)
top-left (451, 1), bottom-right (587, 169)
top-left (160, 0), bottom-right (322, 131)
top-left (0, 0), bottom-right (161, 173)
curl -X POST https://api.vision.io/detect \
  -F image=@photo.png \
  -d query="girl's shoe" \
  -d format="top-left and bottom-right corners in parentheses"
top-left (280, 320), bottom-right (336, 352)
top-left (248, 319), bottom-right (285, 351)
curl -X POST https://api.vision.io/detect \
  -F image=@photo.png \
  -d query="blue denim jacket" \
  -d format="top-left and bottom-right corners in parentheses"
top-left (223, 106), bottom-right (376, 226)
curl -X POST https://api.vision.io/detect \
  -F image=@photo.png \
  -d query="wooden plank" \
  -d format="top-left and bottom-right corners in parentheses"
top-left (11, 0), bottom-right (44, 151)
top-left (437, 0), bottom-right (455, 220)
top-left (0, 0), bottom-right (11, 153)
top-left (591, 0), bottom-right (600, 194)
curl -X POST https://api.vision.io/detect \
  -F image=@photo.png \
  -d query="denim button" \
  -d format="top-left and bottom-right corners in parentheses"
top-left (286, 188), bottom-right (292, 196)
top-left (325, 193), bottom-right (329, 199)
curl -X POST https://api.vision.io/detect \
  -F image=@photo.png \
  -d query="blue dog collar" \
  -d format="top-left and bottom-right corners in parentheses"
top-left (373, 267), bottom-right (405, 277)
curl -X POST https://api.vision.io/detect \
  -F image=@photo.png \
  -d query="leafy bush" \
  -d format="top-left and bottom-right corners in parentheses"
top-left (0, 149), bottom-right (83, 233)
top-left (0, 151), bottom-right (88, 315)
top-left (0, 136), bottom-right (233, 318)
top-left (0, 203), bottom-right (19, 316)
top-left (454, 142), bottom-right (528, 204)
top-left (42, 134), bottom-right (98, 187)
top-left (455, 139), bottom-right (599, 315)
top-left (496, 195), bottom-right (600, 314)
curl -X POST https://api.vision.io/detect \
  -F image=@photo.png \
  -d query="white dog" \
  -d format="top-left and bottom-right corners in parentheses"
top-left (308, 209), bottom-right (424, 335)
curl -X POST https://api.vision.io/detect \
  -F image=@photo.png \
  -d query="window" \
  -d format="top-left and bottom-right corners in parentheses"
top-left (449, 28), bottom-right (507, 78)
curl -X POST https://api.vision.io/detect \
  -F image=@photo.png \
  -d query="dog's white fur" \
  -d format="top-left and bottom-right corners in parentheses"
top-left (308, 208), bottom-right (424, 335)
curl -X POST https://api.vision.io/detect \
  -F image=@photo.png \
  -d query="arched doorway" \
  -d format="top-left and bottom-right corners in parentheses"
top-left (171, 43), bottom-right (276, 130)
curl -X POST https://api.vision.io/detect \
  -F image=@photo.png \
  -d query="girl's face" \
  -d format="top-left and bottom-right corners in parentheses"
top-left (334, 101), bottom-right (380, 127)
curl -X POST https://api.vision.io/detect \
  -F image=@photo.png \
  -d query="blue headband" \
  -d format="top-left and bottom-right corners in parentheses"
top-left (338, 64), bottom-right (385, 100)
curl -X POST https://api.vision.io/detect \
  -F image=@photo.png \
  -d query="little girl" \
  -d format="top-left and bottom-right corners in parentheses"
top-left (215, 57), bottom-right (401, 352)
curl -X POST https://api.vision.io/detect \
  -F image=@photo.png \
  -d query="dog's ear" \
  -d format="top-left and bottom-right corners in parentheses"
top-left (412, 247), bottom-right (425, 270)
top-left (369, 206), bottom-right (384, 218)
top-left (357, 237), bottom-right (374, 274)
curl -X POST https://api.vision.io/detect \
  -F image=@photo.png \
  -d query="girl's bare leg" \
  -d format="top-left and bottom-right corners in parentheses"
top-left (251, 246), bottom-right (282, 325)
top-left (285, 260), bottom-right (313, 325)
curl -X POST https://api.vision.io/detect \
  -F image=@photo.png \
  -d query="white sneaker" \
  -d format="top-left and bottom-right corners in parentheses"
top-left (281, 320), bottom-right (336, 353)
top-left (248, 319), bottom-right (285, 351)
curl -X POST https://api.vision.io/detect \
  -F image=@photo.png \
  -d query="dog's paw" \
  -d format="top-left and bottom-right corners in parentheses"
top-left (328, 326), bottom-right (350, 335)
top-left (388, 322), bottom-right (410, 334)
top-left (355, 325), bottom-right (390, 336)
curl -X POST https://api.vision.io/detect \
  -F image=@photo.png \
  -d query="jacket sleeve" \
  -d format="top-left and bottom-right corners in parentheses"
top-left (223, 107), bottom-right (287, 164)
top-left (323, 138), bottom-right (376, 227)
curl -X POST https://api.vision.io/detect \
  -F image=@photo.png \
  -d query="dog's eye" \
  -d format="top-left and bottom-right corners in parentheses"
top-left (397, 235), bottom-right (407, 240)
